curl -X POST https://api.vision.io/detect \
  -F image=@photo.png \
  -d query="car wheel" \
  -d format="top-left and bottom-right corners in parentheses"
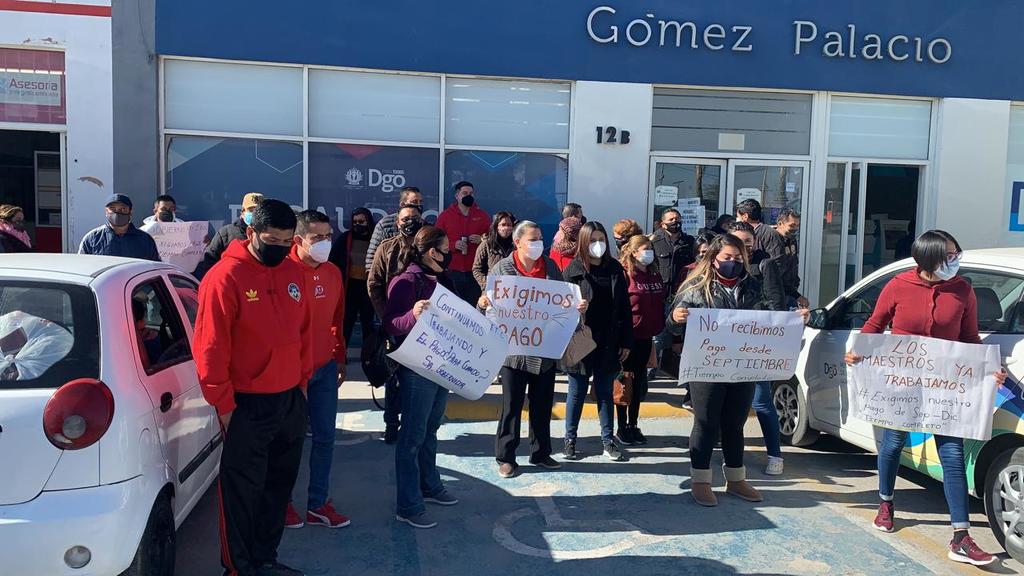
top-left (120, 493), bottom-right (175, 576)
top-left (773, 379), bottom-right (820, 447)
top-left (984, 446), bottom-right (1024, 562)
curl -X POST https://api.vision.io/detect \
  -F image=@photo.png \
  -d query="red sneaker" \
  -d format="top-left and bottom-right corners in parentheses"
top-left (284, 502), bottom-right (304, 529)
top-left (948, 534), bottom-right (995, 566)
top-left (873, 501), bottom-right (894, 533)
top-left (306, 499), bottom-right (351, 529)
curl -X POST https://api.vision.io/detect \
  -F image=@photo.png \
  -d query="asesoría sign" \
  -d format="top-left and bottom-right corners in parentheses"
top-left (0, 72), bottom-right (62, 106)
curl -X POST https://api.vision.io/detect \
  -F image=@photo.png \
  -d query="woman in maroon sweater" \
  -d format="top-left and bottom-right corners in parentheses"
top-left (615, 234), bottom-right (667, 445)
top-left (846, 230), bottom-right (1007, 566)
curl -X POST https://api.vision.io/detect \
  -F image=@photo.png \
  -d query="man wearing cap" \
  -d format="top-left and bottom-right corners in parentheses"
top-left (195, 192), bottom-right (264, 279)
top-left (78, 194), bottom-right (161, 261)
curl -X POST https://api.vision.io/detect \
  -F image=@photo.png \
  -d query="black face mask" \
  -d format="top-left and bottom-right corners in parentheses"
top-left (614, 237), bottom-right (626, 250)
top-left (460, 195), bottom-right (475, 208)
top-left (715, 259), bottom-right (745, 280)
top-left (252, 235), bottom-right (290, 268)
top-left (157, 210), bottom-right (175, 222)
top-left (433, 250), bottom-right (453, 271)
top-left (351, 223), bottom-right (370, 238)
top-left (665, 222), bottom-right (681, 234)
top-left (399, 219), bottom-right (422, 237)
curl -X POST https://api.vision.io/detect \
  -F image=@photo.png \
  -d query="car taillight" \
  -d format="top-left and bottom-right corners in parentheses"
top-left (42, 379), bottom-right (114, 450)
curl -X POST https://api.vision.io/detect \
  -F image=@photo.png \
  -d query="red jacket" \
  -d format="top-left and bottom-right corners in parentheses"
top-left (628, 267), bottom-right (668, 339)
top-left (288, 244), bottom-right (347, 368)
top-left (194, 240), bottom-right (314, 415)
top-left (549, 246), bottom-right (574, 271)
top-left (861, 269), bottom-right (981, 344)
top-left (435, 203), bottom-right (489, 273)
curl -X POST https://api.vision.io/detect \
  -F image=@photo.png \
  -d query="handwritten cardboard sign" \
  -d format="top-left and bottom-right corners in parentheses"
top-left (388, 284), bottom-right (507, 400)
top-left (847, 333), bottom-right (1001, 441)
top-left (678, 309), bottom-right (804, 383)
top-left (144, 221), bottom-right (209, 273)
top-left (485, 275), bottom-right (582, 359)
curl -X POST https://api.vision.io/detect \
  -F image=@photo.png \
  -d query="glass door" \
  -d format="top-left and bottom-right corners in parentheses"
top-left (648, 157), bottom-right (726, 235)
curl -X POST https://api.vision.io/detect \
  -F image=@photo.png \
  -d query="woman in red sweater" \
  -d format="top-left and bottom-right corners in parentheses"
top-left (615, 234), bottom-right (667, 445)
top-left (846, 230), bottom-right (1007, 566)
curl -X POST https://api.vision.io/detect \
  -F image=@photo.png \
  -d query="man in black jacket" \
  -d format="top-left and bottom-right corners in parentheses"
top-left (773, 208), bottom-right (808, 308)
top-left (725, 221), bottom-right (786, 311)
top-left (194, 192), bottom-right (263, 279)
top-left (735, 199), bottom-right (785, 261)
top-left (650, 208), bottom-right (695, 290)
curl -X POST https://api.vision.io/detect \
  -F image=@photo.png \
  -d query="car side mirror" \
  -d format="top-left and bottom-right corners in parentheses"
top-left (807, 308), bottom-right (830, 330)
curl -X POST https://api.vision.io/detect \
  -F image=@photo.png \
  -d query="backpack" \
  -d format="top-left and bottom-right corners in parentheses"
top-left (361, 270), bottom-right (430, 387)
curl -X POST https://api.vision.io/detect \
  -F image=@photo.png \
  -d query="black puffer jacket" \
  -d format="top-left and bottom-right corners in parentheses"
top-left (749, 249), bottom-right (787, 311)
top-left (561, 258), bottom-right (634, 375)
top-left (666, 274), bottom-right (767, 335)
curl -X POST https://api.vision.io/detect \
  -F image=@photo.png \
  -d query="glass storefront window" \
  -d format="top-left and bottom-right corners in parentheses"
top-left (651, 161), bottom-right (723, 233)
top-left (309, 70), bottom-right (440, 143)
top-left (828, 97), bottom-right (931, 160)
top-left (165, 136), bottom-right (303, 227)
top-left (308, 143), bottom-right (440, 233)
top-left (444, 151), bottom-right (568, 241)
top-left (445, 78), bottom-right (570, 149)
top-left (165, 60), bottom-right (303, 136)
top-left (0, 48), bottom-right (66, 125)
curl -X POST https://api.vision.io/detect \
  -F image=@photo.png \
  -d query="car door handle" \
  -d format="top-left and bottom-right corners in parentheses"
top-left (160, 392), bottom-right (173, 413)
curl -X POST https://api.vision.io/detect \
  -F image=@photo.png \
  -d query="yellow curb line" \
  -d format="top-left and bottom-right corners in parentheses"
top-left (445, 401), bottom-right (691, 421)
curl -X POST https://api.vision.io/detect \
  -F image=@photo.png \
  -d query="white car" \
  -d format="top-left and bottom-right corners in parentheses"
top-left (0, 255), bottom-right (221, 575)
top-left (777, 248), bottom-right (1024, 560)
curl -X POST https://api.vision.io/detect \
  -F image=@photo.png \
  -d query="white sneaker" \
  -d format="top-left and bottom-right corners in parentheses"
top-left (765, 456), bottom-right (784, 476)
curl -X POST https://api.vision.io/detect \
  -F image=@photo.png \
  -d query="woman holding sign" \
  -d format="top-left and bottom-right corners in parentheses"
top-left (667, 234), bottom-right (767, 507)
top-left (562, 221), bottom-right (634, 462)
top-left (383, 225), bottom-right (459, 529)
top-left (845, 230), bottom-right (1007, 566)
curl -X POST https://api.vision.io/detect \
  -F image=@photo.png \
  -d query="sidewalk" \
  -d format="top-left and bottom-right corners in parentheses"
top-left (341, 350), bottom-right (692, 422)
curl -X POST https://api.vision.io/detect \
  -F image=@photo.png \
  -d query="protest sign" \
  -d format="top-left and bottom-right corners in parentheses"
top-left (388, 284), bottom-right (508, 400)
top-left (680, 206), bottom-right (706, 236)
top-left (846, 333), bottom-right (1001, 441)
top-left (678, 309), bottom-right (804, 383)
top-left (145, 221), bottom-right (209, 272)
top-left (485, 275), bottom-right (581, 359)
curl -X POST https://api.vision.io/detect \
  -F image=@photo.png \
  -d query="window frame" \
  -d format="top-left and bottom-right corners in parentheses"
top-left (957, 267), bottom-right (1024, 335)
top-left (168, 274), bottom-right (200, 331)
top-left (129, 276), bottom-right (194, 376)
top-left (828, 267), bottom-right (907, 331)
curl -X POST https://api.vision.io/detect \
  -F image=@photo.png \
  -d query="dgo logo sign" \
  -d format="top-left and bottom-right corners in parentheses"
top-left (343, 168), bottom-right (407, 193)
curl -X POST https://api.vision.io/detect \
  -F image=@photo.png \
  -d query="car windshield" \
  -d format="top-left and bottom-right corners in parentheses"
top-left (0, 281), bottom-right (100, 389)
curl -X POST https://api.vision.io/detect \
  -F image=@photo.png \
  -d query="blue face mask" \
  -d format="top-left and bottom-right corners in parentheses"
top-left (935, 258), bottom-right (960, 281)
top-left (242, 211), bottom-right (254, 226)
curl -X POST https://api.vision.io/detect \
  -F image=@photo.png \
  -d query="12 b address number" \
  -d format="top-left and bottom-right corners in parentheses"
top-left (596, 126), bottom-right (631, 145)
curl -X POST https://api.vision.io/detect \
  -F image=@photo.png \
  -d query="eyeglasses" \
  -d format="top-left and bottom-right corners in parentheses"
top-left (947, 251), bottom-right (962, 263)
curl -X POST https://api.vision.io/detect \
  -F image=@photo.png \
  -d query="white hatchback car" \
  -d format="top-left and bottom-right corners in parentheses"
top-left (777, 248), bottom-right (1024, 561)
top-left (0, 255), bottom-right (221, 576)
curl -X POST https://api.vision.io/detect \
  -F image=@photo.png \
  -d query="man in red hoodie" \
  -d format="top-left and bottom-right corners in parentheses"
top-left (283, 210), bottom-right (350, 531)
top-left (435, 180), bottom-right (489, 305)
top-left (194, 199), bottom-right (312, 576)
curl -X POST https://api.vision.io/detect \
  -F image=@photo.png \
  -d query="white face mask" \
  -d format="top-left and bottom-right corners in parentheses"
top-left (637, 249), bottom-right (655, 266)
top-left (588, 240), bottom-right (607, 258)
top-left (935, 257), bottom-right (960, 281)
top-left (524, 240), bottom-right (545, 260)
top-left (307, 239), bottom-right (332, 264)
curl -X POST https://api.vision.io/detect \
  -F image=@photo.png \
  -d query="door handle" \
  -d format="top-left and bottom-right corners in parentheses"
top-left (160, 392), bottom-right (173, 413)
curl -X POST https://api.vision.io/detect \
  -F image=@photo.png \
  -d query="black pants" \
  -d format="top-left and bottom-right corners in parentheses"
top-left (616, 338), bottom-right (652, 429)
top-left (495, 366), bottom-right (555, 464)
top-left (688, 382), bottom-right (755, 471)
top-left (383, 374), bottom-right (401, 427)
top-left (449, 270), bottom-right (481, 306)
top-left (218, 388), bottom-right (306, 576)
top-left (343, 278), bottom-right (376, 347)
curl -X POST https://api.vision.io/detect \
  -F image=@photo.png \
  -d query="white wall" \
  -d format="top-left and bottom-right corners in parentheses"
top-left (932, 98), bottom-right (1011, 249)
top-left (1003, 106), bottom-right (1024, 247)
top-left (0, 6), bottom-right (112, 251)
top-left (569, 81), bottom-right (653, 236)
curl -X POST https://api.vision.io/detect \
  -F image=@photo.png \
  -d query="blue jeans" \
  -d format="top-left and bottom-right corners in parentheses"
top-left (752, 381), bottom-right (782, 458)
top-left (877, 428), bottom-right (969, 529)
top-left (305, 360), bottom-right (338, 509)
top-left (565, 369), bottom-right (615, 444)
top-left (395, 367), bottom-right (448, 517)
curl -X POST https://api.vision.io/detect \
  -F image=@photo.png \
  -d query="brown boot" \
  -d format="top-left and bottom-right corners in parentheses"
top-left (690, 468), bottom-right (718, 507)
top-left (724, 466), bottom-right (763, 502)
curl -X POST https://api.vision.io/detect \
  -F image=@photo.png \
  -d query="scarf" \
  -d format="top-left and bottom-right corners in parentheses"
top-left (0, 221), bottom-right (31, 248)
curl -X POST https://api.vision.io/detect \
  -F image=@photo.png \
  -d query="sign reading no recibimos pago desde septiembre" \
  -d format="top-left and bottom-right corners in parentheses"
top-left (678, 309), bottom-right (804, 384)
top-left (846, 333), bottom-right (1001, 441)
top-left (389, 284), bottom-right (508, 401)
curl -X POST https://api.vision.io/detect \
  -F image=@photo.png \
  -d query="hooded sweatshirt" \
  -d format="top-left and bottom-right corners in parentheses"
top-left (861, 269), bottom-right (981, 344)
top-left (288, 243), bottom-right (347, 368)
top-left (194, 239), bottom-right (313, 415)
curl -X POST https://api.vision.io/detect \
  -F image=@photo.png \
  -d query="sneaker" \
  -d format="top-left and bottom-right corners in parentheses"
top-left (530, 456), bottom-right (563, 470)
top-left (603, 442), bottom-right (627, 462)
top-left (383, 424), bottom-right (399, 445)
top-left (632, 426), bottom-right (648, 445)
top-left (615, 428), bottom-right (637, 446)
top-left (255, 561), bottom-right (304, 576)
top-left (423, 491), bottom-right (459, 506)
top-left (562, 439), bottom-right (580, 461)
top-left (284, 502), bottom-right (304, 529)
top-left (873, 501), bottom-right (894, 533)
top-left (765, 456), bottom-right (784, 476)
top-left (498, 462), bottom-right (519, 478)
top-left (396, 511), bottom-right (437, 529)
top-left (306, 500), bottom-right (351, 528)
top-left (948, 534), bottom-right (995, 566)
top-left (647, 368), bottom-right (658, 381)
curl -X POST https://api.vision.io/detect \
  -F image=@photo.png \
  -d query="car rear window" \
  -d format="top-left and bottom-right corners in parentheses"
top-left (0, 281), bottom-right (100, 389)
